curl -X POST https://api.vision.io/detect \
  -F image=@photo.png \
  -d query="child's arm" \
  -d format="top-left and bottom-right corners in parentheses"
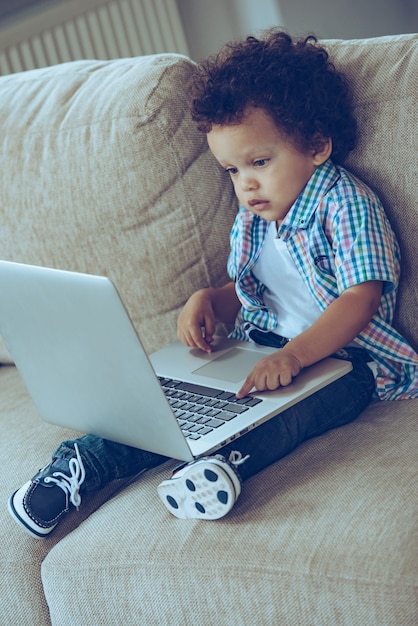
top-left (237, 280), bottom-right (383, 398)
top-left (177, 282), bottom-right (240, 353)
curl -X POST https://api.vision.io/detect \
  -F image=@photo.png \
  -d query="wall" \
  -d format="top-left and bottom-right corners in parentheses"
top-left (177, 0), bottom-right (418, 59)
top-left (279, 0), bottom-right (418, 40)
top-left (176, 0), bottom-right (283, 59)
top-left (0, 0), bottom-right (190, 74)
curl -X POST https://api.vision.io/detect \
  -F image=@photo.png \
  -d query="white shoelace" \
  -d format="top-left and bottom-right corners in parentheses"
top-left (228, 450), bottom-right (250, 466)
top-left (44, 443), bottom-right (86, 510)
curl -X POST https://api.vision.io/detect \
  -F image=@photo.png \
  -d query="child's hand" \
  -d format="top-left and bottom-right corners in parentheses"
top-left (177, 289), bottom-right (216, 353)
top-left (237, 350), bottom-right (301, 398)
top-left (177, 283), bottom-right (241, 354)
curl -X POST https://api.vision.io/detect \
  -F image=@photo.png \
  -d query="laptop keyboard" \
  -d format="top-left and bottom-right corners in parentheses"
top-left (158, 377), bottom-right (263, 440)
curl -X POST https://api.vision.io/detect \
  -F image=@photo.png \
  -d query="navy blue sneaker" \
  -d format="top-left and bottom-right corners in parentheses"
top-left (158, 453), bottom-right (246, 520)
top-left (8, 443), bottom-right (86, 538)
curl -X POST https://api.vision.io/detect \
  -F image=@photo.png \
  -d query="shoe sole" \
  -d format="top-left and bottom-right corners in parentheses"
top-left (157, 458), bottom-right (241, 520)
top-left (8, 482), bottom-right (57, 538)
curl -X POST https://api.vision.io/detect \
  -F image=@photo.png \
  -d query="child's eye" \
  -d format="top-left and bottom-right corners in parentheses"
top-left (225, 167), bottom-right (238, 176)
top-left (253, 158), bottom-right (269, 167)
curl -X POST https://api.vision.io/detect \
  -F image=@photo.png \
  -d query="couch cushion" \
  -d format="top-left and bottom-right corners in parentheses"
top-left (2, 363), bottom-right (417, 625)
top-left (0, 366), bottom-right (148, 625)
top-left (0, 55), bottom-right (237, 357)
top-left (326, 34), bottom-right (418, 351)
top-left (41, 396), bottom-right (418, 625)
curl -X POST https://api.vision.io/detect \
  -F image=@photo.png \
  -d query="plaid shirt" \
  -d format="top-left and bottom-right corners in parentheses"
top-left (227, 160), bottom-right (418, 400)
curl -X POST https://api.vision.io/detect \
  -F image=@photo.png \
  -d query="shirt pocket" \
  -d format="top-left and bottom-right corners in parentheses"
top-left (313, 253), bottom-right (336, 277)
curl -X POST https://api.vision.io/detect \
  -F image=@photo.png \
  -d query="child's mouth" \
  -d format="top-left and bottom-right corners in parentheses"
top-left (248, 199), bottom-right (270, 211)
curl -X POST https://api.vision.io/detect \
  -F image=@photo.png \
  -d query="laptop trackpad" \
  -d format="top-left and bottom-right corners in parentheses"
top-left (192, 347), bottom-right (263, 383)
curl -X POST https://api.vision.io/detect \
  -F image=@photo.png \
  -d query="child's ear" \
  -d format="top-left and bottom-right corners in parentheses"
top-left (312, 137), bottom-right (333, 165)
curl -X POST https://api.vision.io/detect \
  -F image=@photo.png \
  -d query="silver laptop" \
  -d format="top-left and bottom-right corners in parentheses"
top-left (0, 261), bottom-right (352, 462)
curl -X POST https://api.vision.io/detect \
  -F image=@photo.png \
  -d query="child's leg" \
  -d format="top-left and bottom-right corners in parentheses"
top-left (8, 436), bottom-right (167, 538)
top-left (220, 348), bottom-right (376, 481)
top-left (53, 435), bottom-right (168, 492)
top-left (159, 348), bottom-right (375, 518)
top-left (10, 348), bottom-right (375, 533)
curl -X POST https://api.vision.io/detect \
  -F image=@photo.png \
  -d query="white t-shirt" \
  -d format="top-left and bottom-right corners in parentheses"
top-left (252, 221), bottom-right (322, 338)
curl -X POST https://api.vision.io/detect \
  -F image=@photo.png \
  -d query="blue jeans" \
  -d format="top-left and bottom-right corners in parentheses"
top-left (53, 343), bottom-right (376, 491)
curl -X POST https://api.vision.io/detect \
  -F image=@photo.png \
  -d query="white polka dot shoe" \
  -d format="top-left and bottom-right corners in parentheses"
top-left (157, 455), bottom-right (242, 520)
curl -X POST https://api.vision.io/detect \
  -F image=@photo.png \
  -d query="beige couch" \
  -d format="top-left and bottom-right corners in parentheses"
top-left (0, 34), bottom-right (417, 626)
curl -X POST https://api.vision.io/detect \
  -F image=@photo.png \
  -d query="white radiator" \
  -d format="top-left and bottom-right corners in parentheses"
top-left (0, 0), bottom-right (189, 75)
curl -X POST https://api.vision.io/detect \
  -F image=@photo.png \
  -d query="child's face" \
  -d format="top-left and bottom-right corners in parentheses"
top-left (207, 106), bottom-right (329, 225)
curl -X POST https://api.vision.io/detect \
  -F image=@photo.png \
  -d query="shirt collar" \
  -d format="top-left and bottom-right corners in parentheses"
top-left (277, 159), bottom-right (341, 237)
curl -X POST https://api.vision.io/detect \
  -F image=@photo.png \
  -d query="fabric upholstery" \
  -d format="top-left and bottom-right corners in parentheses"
top-left (0, 366), bottom-right (152, 625)
top-left (41, 397), bottom-right (417, 626)
top-left (0, 55), bottom-right (236, 357)
top-left (0, 34), bottom-right (416, 626)
top-left (326, 34), bottom-right (418, 351)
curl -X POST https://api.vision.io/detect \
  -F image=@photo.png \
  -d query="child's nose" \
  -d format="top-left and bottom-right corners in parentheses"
top-left (240, 174), bottom-right (258, 192)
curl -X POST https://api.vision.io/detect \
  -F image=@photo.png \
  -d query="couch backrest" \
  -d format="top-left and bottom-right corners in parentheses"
top-left (0, 55), bottom-right (237, 355)
top-left (326, 34), bottom-right (418, 351)
top-left (0, 34), bottom-right (417, 358)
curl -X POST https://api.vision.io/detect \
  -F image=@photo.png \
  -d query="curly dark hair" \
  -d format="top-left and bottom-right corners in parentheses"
top-left (191, 30), bottom-right (357, 163)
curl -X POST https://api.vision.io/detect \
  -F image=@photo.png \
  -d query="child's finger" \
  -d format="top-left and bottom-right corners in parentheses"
top-left (236, 374), bottom-right (255, 399)
top-left (202, 314), bottom-right (215, 344)
top-left (189, 326), bottom-right (213, 353)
